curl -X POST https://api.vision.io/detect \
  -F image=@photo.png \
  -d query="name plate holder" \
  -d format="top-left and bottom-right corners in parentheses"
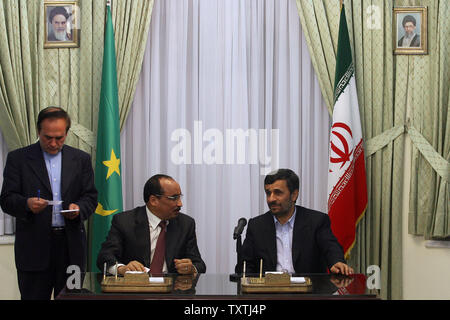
top-left (240, 260), bottom-right (312, 293)
top-left (241, 273), bottom-right (312, 293)
top-left (101, 273), bottom-right (172, 293)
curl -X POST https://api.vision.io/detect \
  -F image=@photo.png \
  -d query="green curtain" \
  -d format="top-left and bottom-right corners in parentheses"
top-left (296, 0), bottom-right (340, 115)
top-left (296, 0), bottom-right (450, 299)
top-left (0, 1), bottom-right (42, 151)
top-left (407, 0), bottom-right (449, 240)
top-left (111, 0), bottom-right (154, 130)
top-left (0, 0), bottom-right (154, 154)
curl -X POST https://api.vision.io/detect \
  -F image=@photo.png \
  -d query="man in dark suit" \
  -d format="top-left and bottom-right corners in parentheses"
top-left (97, 174), bottom-right (206, 276)
top-left (238, 169), bottom-right (353, 275)
top-left (0, 107), bottom-right (97, 299)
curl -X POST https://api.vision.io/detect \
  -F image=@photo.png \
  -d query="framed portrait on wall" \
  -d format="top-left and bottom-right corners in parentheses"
top-left (44, 1), bottom-right (80, 48)
top-left (393, 7), bottom-right (427, 55)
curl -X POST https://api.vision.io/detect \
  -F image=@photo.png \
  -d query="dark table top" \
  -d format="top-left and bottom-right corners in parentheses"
top-left (57, 273), bottom-right (379, 300)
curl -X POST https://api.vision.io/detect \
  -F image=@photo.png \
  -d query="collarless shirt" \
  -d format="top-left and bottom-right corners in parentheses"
top-left (273, 207), bottom-right (296, 274)
top-left (146, 206), bottom-right (169, 273)
top-left (43, 151), bottom-right (64, 227)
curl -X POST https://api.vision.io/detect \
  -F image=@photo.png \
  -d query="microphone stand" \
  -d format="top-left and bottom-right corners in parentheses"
top-left (229, 234), bottom-right (243, 282)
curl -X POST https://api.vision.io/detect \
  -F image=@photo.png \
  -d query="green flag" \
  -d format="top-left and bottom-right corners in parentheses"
top-left (89, 5), bottom-right (123, 272)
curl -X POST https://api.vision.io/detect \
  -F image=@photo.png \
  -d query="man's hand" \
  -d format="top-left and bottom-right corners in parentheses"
top-left (61, 203), bottom-right (80, 220)
top-left (174, 258), bottom-right (196, 275)
top-left (117, 260), bottom-right (147, 276)
top-left (27, 197), bottom-right (48, 214)
top-left (330, 262), bottom-right (354, 275)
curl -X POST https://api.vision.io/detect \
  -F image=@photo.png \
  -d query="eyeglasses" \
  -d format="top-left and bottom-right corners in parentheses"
top-left (155, 194), bottom-right (183, 201)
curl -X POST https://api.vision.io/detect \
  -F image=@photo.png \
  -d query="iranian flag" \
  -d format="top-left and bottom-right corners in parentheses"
top-left (327, 5), bottom-right (367, 259)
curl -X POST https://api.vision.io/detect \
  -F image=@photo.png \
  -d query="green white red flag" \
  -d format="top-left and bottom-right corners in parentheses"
top-left (327, 5), bottom-right (368, 259)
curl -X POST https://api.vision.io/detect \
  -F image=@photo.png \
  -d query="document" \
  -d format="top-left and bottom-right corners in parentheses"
top-left (291, 277), bottom-right (306, 283)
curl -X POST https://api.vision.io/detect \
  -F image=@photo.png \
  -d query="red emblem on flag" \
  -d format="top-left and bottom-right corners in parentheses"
top-left (330, 122), bottom-right (353, 170)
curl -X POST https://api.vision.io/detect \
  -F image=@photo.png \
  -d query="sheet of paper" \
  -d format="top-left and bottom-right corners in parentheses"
top-left (291, 277), bottom-right (306, 283)
top-left (48, 200), bottom-right (63, 205)
top-left (265, 271), bottom-right (284, 275)
top-left (149, 277), bottom-right (164, 283)
top-left (125, 267), bottom-right (150, 274)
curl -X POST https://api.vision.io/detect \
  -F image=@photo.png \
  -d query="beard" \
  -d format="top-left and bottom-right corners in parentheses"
top-left (269, 200), bottom-right (294, 217)
top-left (54, 29), bottom-right (67, 41)
top-left (404, 30), bottom-right (414, 38)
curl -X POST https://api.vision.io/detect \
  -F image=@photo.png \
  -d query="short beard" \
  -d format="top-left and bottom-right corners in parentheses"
top-left (404, 30), bottom-right (414, 38)
top-left (270, 200), bottom-right (295, 217)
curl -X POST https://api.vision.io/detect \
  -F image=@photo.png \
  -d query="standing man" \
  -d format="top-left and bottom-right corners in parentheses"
top-left (0, 107), bottom-right (97, 299)
top-left (398, 15), bottom-right (420, 47)
top-left (238, 169), bottom-right (353, 275)
top-left (47, 6), bottom-right (72, 41)
top-left (97, 174), bottom-right (206, 276)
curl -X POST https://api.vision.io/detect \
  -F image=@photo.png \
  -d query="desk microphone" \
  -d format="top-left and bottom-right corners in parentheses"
top-left (233, 218), bottom-right (247, 240)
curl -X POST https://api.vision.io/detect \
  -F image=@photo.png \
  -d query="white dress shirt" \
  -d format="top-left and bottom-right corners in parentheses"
top-left (107, 206), bottom-right (168, 275)
top-left (273, 207), bottom-right (296, 274)
top-left (43, 151), bottom-right (64, 227)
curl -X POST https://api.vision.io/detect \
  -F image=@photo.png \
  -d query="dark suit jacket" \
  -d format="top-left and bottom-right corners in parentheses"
top-left (238, 205), bottom-right (345, 274)
top-left (0, 142), bottom-right (97, 272)
top-left (398, 34), bottom-right (420, 47)
top-left (96, 206), bottom-right (206, 274)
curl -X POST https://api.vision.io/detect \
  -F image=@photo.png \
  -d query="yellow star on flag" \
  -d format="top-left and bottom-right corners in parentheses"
top-left (103, 149), bottom-right (121, 179)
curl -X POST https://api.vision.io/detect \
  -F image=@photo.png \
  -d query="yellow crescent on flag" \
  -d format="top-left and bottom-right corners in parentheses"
top-left (95, 203), bottom-right (118, 216)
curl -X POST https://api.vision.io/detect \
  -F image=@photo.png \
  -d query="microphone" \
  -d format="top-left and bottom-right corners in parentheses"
top-left (233, 218), bottom-right (247, 240)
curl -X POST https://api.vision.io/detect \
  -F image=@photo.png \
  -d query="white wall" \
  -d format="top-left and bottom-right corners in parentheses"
top-left (0, 242), bottom-right (20, 300)
top-left (402, 135), bottom-right (450, 300)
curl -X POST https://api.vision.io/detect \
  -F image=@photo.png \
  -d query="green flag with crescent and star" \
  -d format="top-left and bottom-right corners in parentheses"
top-left (89, 4), bottom-right (123, 272)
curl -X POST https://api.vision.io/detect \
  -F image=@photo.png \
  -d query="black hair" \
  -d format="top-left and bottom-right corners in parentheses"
top-left (143, 174), bottom-right (175, 203)
top-left (36, 106), bottom-right (71, 133)
top-left (264, 168), bottom-right (299, 194)
top-left (402, 15), bottom-right (416, 27)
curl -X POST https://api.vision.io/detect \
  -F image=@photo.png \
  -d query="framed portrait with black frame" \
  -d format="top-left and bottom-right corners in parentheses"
top-left (44, 1), bottom-right (80, 49)
top-left (393, 6), bottom-right (427, 55)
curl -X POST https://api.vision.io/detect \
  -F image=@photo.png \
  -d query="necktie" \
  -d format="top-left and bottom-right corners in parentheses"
top-left (150, 220), bottom-right (166, 274)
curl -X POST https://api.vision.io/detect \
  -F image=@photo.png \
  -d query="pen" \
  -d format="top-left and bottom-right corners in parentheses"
top-left (37, 189), bottom-right (40, 200)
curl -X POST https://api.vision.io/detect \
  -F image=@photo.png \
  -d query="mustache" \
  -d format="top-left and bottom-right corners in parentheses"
top-left (269, 201), bottom-right (279, 207)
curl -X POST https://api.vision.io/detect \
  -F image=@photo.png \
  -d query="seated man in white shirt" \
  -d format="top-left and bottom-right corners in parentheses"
top-left (238, 169), bottom-right (353, 275)
top-left (97, 174), bottom-right (206, 276)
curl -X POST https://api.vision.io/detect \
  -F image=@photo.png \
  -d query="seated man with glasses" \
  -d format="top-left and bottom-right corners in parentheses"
top-left (97, 174), bottom-right (206, 276)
